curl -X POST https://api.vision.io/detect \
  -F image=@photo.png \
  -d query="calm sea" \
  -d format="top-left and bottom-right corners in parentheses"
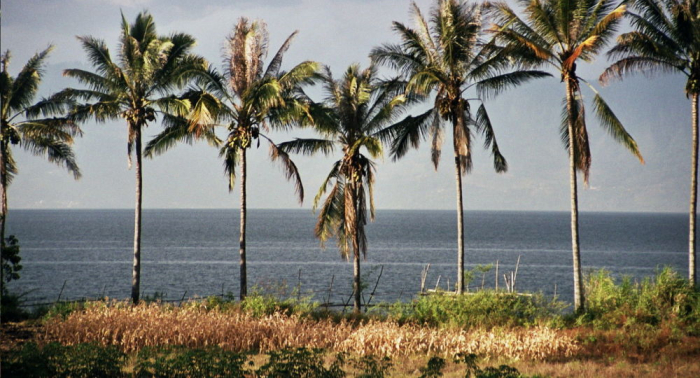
top-left (5, 209), bottom-right (690, 307)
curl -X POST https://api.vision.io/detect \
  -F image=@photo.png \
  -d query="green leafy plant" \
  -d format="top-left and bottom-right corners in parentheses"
top-left (1, 342), bottom-right (125, 378)
top-left (390, 290), bottom-right (563, 329)
top-left (255, 348), bottom-right (344, 378)
top-left (135, 346), bottom-right (247, 378)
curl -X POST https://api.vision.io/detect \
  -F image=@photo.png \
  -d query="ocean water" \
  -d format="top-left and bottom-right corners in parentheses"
top-left (5, 209), bottom-right (690, 307)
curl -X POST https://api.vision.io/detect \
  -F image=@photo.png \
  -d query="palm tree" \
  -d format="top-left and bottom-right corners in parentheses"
top-left (600, 0), bottom-right (699, 286)
top-left (278, 64), bottom-right (409, 313)
top-left (60, 11), bottom-right (206, 304)
top-left (145, 18), bottom-right (316, 300)
top-left (0, 47), bottom-right (81, 294)
top-left (488, 0), bottom-right (645, 311)
top-left (370, 0), bottom-right (550, 294)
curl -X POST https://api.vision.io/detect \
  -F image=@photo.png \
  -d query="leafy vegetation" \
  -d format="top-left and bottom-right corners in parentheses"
top-left (1, 343), bottom-right (538, 378)
top-left (390, 291), bottom-right (565, 329)
top-left (576, 267), bottom-right (700, 333)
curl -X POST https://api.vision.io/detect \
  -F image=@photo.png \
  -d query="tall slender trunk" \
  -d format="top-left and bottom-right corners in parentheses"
top-left (690, 93), bottom-right (698, 287)
top-left (453, 109), bottom-right (466, 295)
top-left (353, 226), bottom-right (361, 314)
top-left (132, 127), bottom-right (143, 305)
top-left (455, 155), bottom-right (465, 294)
top-left (239, 148), bottom-right (248, 301)
top-left (0, 141), bottom-right (7, 299)
top-left (566, 79), bottom-right (584, 313)
top-left (352, 182), bottom-right (362, 313)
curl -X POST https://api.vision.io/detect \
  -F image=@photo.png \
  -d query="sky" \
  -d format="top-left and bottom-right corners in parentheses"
top-left (0, 0), bottom-right (693, 213)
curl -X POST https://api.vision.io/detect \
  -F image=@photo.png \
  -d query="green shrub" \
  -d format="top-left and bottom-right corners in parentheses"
top-left (579, 267), bottom-right (700, 333)
top-left (255, 348), bottom-right (344, 378)
top-left (1, 342), bottom-right (126, 378)
top-left (242, 286), bottom-right (318, 318)
top-left (135, 346), bottom-right (247, 378)
top-left (42, 300), bottom-right (89, 320)
top-left (419, 356), bottom-right (446, 378)
top-left (1, 291), bottom-right (29, 322)
top-left (350, 354), bottom-right (392, 378)
top-left (390, 291), bottom-right (563, 329)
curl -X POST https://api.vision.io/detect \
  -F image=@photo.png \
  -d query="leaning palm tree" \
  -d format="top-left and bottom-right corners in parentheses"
top-left (279, 64), bottom-right (409, 313)
top-left (0, 47), bottom-right (81, 294)
top-left (371, 0), bottom-right (550, 294)
top-left (488, 0), bottom-right (645, 311)
top-left (145, 18), bottom-right (316, 300)
top-left (600, 0), bottom-right (699, 286)
top-left (60, 12), bottom-right (206, 304)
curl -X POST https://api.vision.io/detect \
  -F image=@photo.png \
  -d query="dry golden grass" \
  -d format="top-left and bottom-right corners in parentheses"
top-left (41, 301), bottom-right (578, 360)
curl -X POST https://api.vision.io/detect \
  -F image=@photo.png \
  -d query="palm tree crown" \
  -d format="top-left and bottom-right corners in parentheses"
top-left (601, 0), bottom-right (700, 286)
top-left (145, 18), bottom-right (318, 300)
top-left (60, 11), bottom-right (206, 304)
top-left (279, 64), bottom-right (409, 312)
top-left (371, 0), bottom-right (550, 293)
top-left (488, 0), bottom-right (644, 180)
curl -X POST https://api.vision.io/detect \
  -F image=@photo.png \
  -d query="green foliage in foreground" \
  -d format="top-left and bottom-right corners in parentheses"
top-left (389, 291), bottom-right (566, 329)
top-left (0, 344), bottom-right (536, 378)
top-left (577, 267), bottom-right (700, 333)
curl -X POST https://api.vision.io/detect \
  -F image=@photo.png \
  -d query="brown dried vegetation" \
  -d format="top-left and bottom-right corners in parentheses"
top-left (41, 301), bottom-right (579, 360)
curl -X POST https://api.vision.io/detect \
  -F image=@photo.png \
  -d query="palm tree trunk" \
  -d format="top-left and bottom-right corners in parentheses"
top-left (454, 154), bottom-right (465, 294)
top-left (132, 127), bottom-right (143, 305)
top-left (566, 79), bottom-right (584, 313)
top-left (0, 142), bottom-right (7, 297)
top-left (453, 108), bottom-right (466, 295)
top-left (239, 148), bottom-right (248, 301)
top-left (353, 230), bottom-right (361, 313)
top-left (353, 183), bottom-right (361, 313)
top-left (690, 92), bottom-right (698, 287)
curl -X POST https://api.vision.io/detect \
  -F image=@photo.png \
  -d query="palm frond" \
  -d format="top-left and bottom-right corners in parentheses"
top-left (314, 160), bottom-right (343, 210)
top-left (600, 56), bottom-right (680, 85)
top-left (314, 178), bottom-right (345, 253)
top-left (592, 92), bottom-right (644, 163)
top-left (144, 114), bottom-right (220, 157)
top-left (23, 94), bottom-right (74, 119)
top-left (277, 138), bottom-right (335, 156)
top-left (219, 141), bottom-right (239, 191)
top-left (476, 70), bottom-right (552, 99)
top-left (16, 118), bottom-right (82, 143)
top-left (20, 137), bottom-right (81, 179)
top-left (8, 46), bottom-right (53, 112)
top-left (560, 92), bottom-right (592, 184)
top-left (475, 103), bottom-right (507, 172)
top-left (374, 108), bottom-right (434, 160)
top-left (263, 134), bottom-right (304, 204)
top-left (264, 30), bottom-right (298, 78)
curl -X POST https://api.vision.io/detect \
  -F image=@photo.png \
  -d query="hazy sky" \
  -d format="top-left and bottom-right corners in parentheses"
top-left (1, 0), bottom-right (692, 212)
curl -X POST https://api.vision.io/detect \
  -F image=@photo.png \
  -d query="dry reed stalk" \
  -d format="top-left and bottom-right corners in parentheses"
top-left (42, 302), bottom-right (578, 360)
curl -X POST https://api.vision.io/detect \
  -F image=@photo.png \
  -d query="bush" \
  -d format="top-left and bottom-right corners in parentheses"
top-left (1, 291), bottom-right (29, 322)
top-left (135, 346), bottom-right (247, 377)
top-left (1, 342), bottom-right (125, 378)
top-left (242, 286), bottom-right (318, 318)
top-left (256, 348), bottom-right (344, 378)
top-left (390, 291), bottom-right (563, 329)
top-left (579, 267), bottom-right (700, 333)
